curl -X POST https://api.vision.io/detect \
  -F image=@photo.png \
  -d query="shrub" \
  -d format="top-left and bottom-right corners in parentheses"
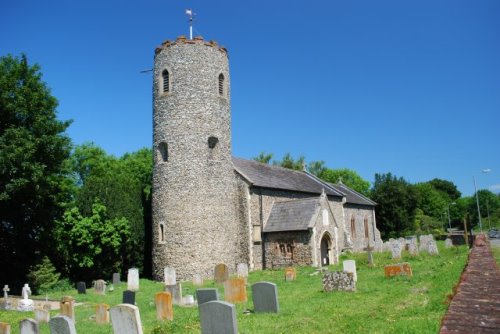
top-left (27, 256), bottom-right (61, 294)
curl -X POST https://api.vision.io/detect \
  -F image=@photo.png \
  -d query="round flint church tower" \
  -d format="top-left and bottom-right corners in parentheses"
top-left (152, 36), bottom-right (241, 280)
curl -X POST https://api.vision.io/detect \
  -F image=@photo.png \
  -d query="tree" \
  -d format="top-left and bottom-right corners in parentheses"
top-left (319, 168), bottom-right (371, 196)
top-left (252, 152), bottom-right (273, 164)
top-left (370, 173), bottom-right (418, 238)
top-left (428, 178), bottom-right (461, 200)
top-left (273, 153), bottom-right (305, 171)
top-left (0, 54), bottom-right (72, 286)
top-left (307, 160), bottom-right (326, 177)
top-left (414, 182), bottom-right (448, 219)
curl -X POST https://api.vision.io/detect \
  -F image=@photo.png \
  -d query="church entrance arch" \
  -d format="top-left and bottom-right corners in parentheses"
top-left (320, 233), bottom-right (332, 266)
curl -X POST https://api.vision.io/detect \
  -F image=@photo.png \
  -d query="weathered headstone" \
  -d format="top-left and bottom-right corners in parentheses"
top-left (19, 318), bottom-right (39, 334)
top-left (223, 278), bottom-right (247, 303)
top-left (322, 272), bottom-right (356, 292)
top-left (196, 288), bottom-right (219, 305)
top-left (164, 267), bottom-right (176, 286)
top-left (236, 263), bottom-right (248, 280)
top-left (252, 282), bottom-right (279, 313)
top-left (419, 234), bottom-right (434, 253)
top-left (127, 268), bottom-right (139, 291)
top-left (408, 239), bottom-right (419, 256)
top-left (192, 274), bottom-right (203, 286)
top-left (94, 279), bottom-right (106, 295)
top-left (384, 263), bottom-right (413, 277)
top-left (60, 296), bottom-right (75, 321)
top-left (18, 284), bottom-right (34, 312)
top-left (110, 304), bottom-right (143, 334)
top-left (183, 295), bottom-right (195, 306)
top-left (122, 290), bottom-right (136, 305)
top-left (155, 292), bottom-right (173, 321)
top-left (112, 273), bottom-right (121, 285)
top-left (164, 282), bottom-right (182, 305)
top-left (0, 322), bottom-right (10, 334)
top-left (428, 240), bottom-right (439, 255)
top-left (76, 282), bottom-right (86, 294)
top-left (343, 260), bottom-right (357, 282)
top-left (199, 301), bottom-right (238, 334)
top-left (284, 267), bottom-right (296, 281)
top-left (48, 316), bottom-right (76, 334)
top-left (96, 303), bottom-right (110, 324)
top-left (391, 242), bottom-right (402, 260)
top-left (445, 238), bottom-right (453, 248)
top-left (34, 308), bottom-right (50, 323)
top-left (214, 263), bottom-right (229, 284)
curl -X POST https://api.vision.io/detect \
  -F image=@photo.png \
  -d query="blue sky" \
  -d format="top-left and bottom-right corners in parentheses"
top-left (2, 0), bottom-right (499, 196)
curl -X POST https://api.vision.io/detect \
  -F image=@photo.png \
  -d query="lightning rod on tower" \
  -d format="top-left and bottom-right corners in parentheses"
top-left (185, 9), bottom-right (194, 40)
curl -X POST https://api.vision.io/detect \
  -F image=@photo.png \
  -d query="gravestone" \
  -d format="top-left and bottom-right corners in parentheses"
top-left (284, 267), bottom-right (296, 281)
top-left (60, 296), bottom-right (75, 321)
top-left (96, 303), bottom-right (110, 324)
top-left (343, 260), bottom-right (357, 282)
top-left (48, 316), bottom-right (76, 334)
top-left (0, 322), bottom-right (10, 334)
top-left (428, 240), bottom-right (439, 255)
top-left (199, 301), bottom-right (238, 334)
top-left (1, 285), bottom-right (11, 310)
top-left (419, 234), bottom-right (434, 253)
top-left (236, 263), bottom-right (248, 282)
top-left (391, 242), bottom-right (402, 260)
top-left (164, 282), bottom-right (182, 305)
top-left (127, 268), bottom-right (139, 291)
top-left (196, 288), bottom-right (219, 305)
top-left (155, 292), bottom-right (173, 321)
top-left (122, 290), bottom-right (135, 305)
top-left (18, 284), bottom-right (34, 312)
top-left (408, 239), bottom-right (419, 256)
top-left (110, 304), bottom-right (143, 334)
top-left (76, 282), bottom-right (86, 294)
top-left (214, 263), bottom-right (229, 284)
top-left (384, 263), bottom-right (413, 277)
top-left (183, 295), bottom-right (195, 306)
top-left (445, 238), bottom-right (453, 248)
top-left (192, 274), bottom-right (203, 286)
top-left (223, 278), bottom-right (247, 303)
top-left (252, 282), bottom-right (279, 313)
top-left (322, 272), bottom-right (356, 292)
top-left (164, 267), bottom-right (176, 286)
top-left (112, 273), bottom-right (121, 285)
top-left (19, 318), bottom-right (39, 334)
top-left (34, 308), bottom-right (50, 323)
top-left (94, 279), bottom-right (106, 295)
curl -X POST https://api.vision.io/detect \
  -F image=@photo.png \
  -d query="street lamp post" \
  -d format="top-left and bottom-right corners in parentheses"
top-left (473, 176), bottom-right (483, 232)
top-left (446, 202), bottom-right (456, 231)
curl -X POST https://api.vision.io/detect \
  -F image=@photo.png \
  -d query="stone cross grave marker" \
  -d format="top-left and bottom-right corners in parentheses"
top-left (199, 301), bottom-right (238, 334)
top-left (236, 263), bottom-right (248, 284)
top-left (0, 322), bottom-right (10, 334)
top-left (196, 288), bottom-right (219, 305)
top-left (364, 245), bottom-right (375, 266)
top-left (122, 290), bottom-right (135, 305)
top-left (48, 316), bottom-right (76, 334)
top-left (155, 292), bottom-right (173, 321)
top-left (192, 274), bottom-right (203, 286)
top-left (343, 260), bottom-right (357, 282)
top-left (252, 282), bottom-right (279, 313)
top-left (164, 267), bottom-right (176, 286)
top-left (76, 282), bottom-right (86, 294)
top-left (428, 240), bottom-right (439, 255)
top-left (112, 273), bottom-right (121, 285)
top-left (2, 285), bottom-right (9, 299)
top-left (94, 279), bottom-right (106, 295)
top-left (322, 272), bottom-right (356, 292)
top-left (214, 263), bottom-right (229, 284)
top-left (445, 238), bottom-right (453, 248)
top-left (127, 268), bottom-right (139, 291)
top-left (19, 318), bottom-right (39, 334)
top-left (1, 285), bottom-right (10, 310)
top-left (384, 263), bottom-right (413, 277)
top-left (284, 267), bottom-right (296, 281)
top-left (96, 303), bottom-right (110, 324)
top-left (34, 308), bottom-right (50, 323)
top-left (224, 278), bottom-right (247, 303)
top-left (18, 284), bottom-right (34, 312)
top-left (164, 282), bottom-right (182, 305)
top-left (60, 296), bottom-right (75, 321)
top-left (110, 304), bottom-right (144, 334)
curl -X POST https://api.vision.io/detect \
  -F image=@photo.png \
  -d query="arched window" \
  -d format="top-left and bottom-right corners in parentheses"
top-left (162, 69), bottom-right (170, 93)
top-left (364, 217), bottom-right (369, 239)
top-left (218, 73), bottom-right (224, 96)
top-left (350, 216), bottom-right (356, 239)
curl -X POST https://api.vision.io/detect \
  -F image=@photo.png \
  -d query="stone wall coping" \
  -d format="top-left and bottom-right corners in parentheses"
top-left (155, 36), bottom-right (227, 55)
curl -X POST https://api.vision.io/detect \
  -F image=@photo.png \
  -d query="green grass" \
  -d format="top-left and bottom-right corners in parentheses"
top-left (1, 243), bottom-right (468, 334)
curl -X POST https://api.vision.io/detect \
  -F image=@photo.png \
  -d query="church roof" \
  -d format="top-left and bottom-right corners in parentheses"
top-left (329, 183), bottom-right (377, 206)
top-left (232, 157), bottom-right (344, 197)
top-left (263, 197), bottom-right (321, 232)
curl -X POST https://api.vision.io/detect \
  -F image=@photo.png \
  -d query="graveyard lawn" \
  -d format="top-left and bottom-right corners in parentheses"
top-left (0, 242), bottom-right (468, 333)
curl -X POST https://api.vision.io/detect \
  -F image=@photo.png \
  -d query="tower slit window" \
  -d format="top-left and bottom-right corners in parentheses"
top-left (159, 222), bottom-right (165, 243)
top-left (350, 216), bottom-right (356, 239)
top-left (158, 142), bottom-right (168, 162)
top-left (218, 73), bottom-right (224, 96)
top-left (364, 217), bottom-right (369, 239)
top-left (162, 69), bottom-right (170, 93)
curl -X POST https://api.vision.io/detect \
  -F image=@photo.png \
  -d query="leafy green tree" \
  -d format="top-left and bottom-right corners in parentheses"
top-left (413, 208), bottom-right (444, 236)
top-left (414, 182), bottom-right (448, 219)
top-left (319, 168), bottom-right (371, 196)
top-left (0, 54), bottom-right (72, 285)
top-left (253, 152), bottom-right (273, 164)
top-left (371, 173), bottom-right (418, 238)
top-left (307, 160), bottom-right (327, 177)
top-left (428, 178), bottom-right (461, 200)
top-left (467, 190), bottom-right (500, 230)
top-left (273, 153), bottom-right (305, 170)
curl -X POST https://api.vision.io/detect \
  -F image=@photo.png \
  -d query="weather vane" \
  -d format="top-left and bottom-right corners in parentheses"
top-left (185, 9), bottom-right (195, 40)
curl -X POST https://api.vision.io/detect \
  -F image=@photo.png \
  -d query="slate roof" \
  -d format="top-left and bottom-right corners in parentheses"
top-left (263, 197), bottom-right (321, 232)
top-left (232, 157), bottom-right (344, 197)
top-left (330, 183), bottom-right (377, 206)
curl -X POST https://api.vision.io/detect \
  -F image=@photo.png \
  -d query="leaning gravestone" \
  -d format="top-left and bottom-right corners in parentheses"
top-left (95, 304), bottom-right (110, 324)
top-left (428, 240), bottom-right (439, 255)
top-left (164, 282), bottom-right (182, 305)
top-left (34, 308), bottom-right (50, 323)
top-left (199, 301), bottom-right (237, 334)
top-left (127, 268), bottom-right (139, 291)
top-left (391, 242), bottom-right (402, 260)
top-left (48, 316), bottom-right (76, 334)
top-left (196, 288), bottom-right (219, 305)
top-left (252, 282), bottom-right (279, 313)
top-left (155, 292), bottom-right (173, 321)
top-left (112, 273), bottom-right (121, 285)
top-left (445, 238), bottom-right (453, 248)
top-left (122, 290), bottom-right (135, 305)
top-left (110, 304), bottom-right (143, 334)
top-left (343, 260), bottom-right (357, 282)
top-left (214, 263), bottom-right (229, 284)
top-left (94, 279), bottom-right (106, 295)
top-left (76, 282), bottom-right (86, 294)
top-left (19, 318), bottom-right (39, 334)
top-left (0, 322), bottom-right (10, 334)
top-left (60, 296), bottom-right (75, 321)
top-left (224, 278), bottom-right (247, 303)
top-left (164, 267), bottom-right (176, 286)
top-left (322, 272), bottom-right (356, 292)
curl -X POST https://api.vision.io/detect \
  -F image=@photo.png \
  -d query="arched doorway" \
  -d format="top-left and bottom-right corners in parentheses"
top-left (320, 234), bottom-right (332, 266)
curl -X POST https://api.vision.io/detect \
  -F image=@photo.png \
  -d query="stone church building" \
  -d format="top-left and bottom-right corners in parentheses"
top-left (151, 36), bottom-right (382, 281)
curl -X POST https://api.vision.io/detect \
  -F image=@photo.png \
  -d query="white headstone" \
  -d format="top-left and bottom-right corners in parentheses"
top-left (18, 284), bottom-right (34, 312)
top-left (110, 304), bottom-right (143, 334)
top-left (445, 238), bottom-right (453, 248)
top-left (342, 260), bottom-right (357, 282)
top-left (164, 267), bottom-right (176, 286)
top-left (408, 240), bottom-right (419, 256)
top-left (236, 263), bottom-right (248, 278)
top-left (428, 240), bottom-right (439, 255)
top-left (48, 316), bottom-right (76, 334)
top-left (34, 308), bottom-right (50, 323)
top-left (127, 268), bottom-right (139, 291)
top-left (391, 242), bottom-right (402, 259)
top-left (20, 318), bottom-right (39, 334)
top-left (94, 279), bottom-right (106, 295)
